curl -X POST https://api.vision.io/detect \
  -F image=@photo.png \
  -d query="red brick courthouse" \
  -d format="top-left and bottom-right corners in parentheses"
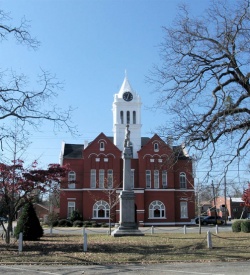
top-left (59, 76), bottom-right (195, 226)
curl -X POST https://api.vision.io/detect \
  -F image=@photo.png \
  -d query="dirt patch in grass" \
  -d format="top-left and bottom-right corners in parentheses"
top-left (0, 232), bottom-right (250, 265)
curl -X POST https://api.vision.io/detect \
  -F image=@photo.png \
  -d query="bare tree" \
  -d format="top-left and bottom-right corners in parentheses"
top-left (0, 9), bottom-right (75, 147)
top-left (150, 0), bottom-right (250, 175)
top-left (88, 180), bottom-right (120, 235)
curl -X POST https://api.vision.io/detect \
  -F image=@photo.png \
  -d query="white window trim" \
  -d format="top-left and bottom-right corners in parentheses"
top-left (91, 169), bottom-right (96, 188)
top-left (180, 201), bottom-right (188, 219)
top-left (67, 201), bottom-right (75, 219)
top-left (146, 170), bottom-right (151, 189)
top-left (93, 200), bottom-right (110, 219)
top-left (148, 200), bottom-right (166, 219)
top-left (99, 169), bottom-right (105, 188)
top-left (154, 170), bottom-right (159, 189)
top-left (162, 170), bottom-right (167, 189)
top-left (180, 172), bottom-right (187, 189)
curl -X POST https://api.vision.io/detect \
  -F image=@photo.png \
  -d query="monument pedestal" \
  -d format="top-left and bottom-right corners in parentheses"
top-left (112, 126), bottom-right (144, 237)
top-left (111, 190), bottom-right (144, 237)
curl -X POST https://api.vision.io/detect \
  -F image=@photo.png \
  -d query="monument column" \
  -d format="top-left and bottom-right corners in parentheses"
top-left (112, 125), bottom-right (144, 237)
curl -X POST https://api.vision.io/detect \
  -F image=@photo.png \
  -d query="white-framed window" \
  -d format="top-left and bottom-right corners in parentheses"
top-left (180, 201), bottom-right (188, 218)
top-left (149, 200), bottom-right (165, 218)
top-left (99, 169), bottom-right (105, 188)
top-left (90, 169), bottom-right (96, 188)
top-left (146, 170), bottom-right (151, 188)
top-left (154, 170), bottom-right (159, 189)
top-left (93, 200), bottom-right (110, 218)
top-left (68, 171), bottom-right (76, 189)
top-left (100, 142), bottom-right (105, 151)
top-left (154, 143), bottom-right (159, 152)
top-left (162, 170), bottom-right (167, 188)
top-left (107, 169), bottom-right (113, 188)
top-left (131, 169), bottom-right (135, 188)
top-left (67, 201), bottom-right (75, 219)
top-left (180, 172), bottom-right (187, 188)
top-left (120, 111), bottom-right (124, 124)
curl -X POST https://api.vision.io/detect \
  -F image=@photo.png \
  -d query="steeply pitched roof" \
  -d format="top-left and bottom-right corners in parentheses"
top-left (118, 76), bottom-right (134, 96)
top-left (62, 137), bottom-right (190, 160)
top-left (63, 144), bottom-right (84, 159)
top-left (141, 137), bottom-right (150, 147)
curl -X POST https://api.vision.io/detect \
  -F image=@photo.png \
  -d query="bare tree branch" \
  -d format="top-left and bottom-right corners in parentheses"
top-left (150, 0), bottom-right (250, 173)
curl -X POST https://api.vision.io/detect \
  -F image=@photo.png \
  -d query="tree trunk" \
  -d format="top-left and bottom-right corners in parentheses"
top-left (5, 220), bottom-right (13, 244)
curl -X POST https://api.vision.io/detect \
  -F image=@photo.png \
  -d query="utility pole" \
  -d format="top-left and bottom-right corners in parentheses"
top-left (197, 178), bottom-right (201, 234)
top-left (211, 181), bottom-right (218, 225)
top-left (224, 176), bottom-right (227, 225)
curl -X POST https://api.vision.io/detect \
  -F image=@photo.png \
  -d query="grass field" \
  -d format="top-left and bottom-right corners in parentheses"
top-left (0, 232), bottom-right (250, 265)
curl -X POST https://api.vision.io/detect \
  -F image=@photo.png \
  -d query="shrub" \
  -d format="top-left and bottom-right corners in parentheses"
top-left (70, 210), bottom-right (82, 222)
top-left (73, 220), bottom-right (84, 227)
top-left (83, 221), bottom-right (92, 227)
top-left (232, 220), bottom-right (243, 232)
top-left (14, 202), bottom-right (43, 241)
top-left (52, 220), bottom-right (59, 227)
top-left (58, 219), bottom-right (73, 227)
top-left (90, 221), bottom-right (98, 227)
top-left (101, 222), bottom-right (108, 227)
top-left (241, 220), bottom-right (250, 233)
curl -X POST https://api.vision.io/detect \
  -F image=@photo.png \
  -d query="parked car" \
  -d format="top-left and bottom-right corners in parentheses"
top-left (201, 216), bottom-right (224, 225)
top-left (195, 216), bottom-right (208, 224)
top-left (0, 216), bottom-right (8, 223)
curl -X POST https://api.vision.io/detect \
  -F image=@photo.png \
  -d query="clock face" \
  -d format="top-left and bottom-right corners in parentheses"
top-left (123, 92), bottom-right (133, 101)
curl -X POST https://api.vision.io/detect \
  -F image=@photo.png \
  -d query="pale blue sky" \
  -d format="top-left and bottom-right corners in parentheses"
top-left (1, 0), bottom-right (247, 186)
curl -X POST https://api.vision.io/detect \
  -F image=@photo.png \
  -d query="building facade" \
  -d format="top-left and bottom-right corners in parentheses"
top-left (59, 76), bottom-right (195, 226)
top-left (214, 197), bottom-right (249, 220)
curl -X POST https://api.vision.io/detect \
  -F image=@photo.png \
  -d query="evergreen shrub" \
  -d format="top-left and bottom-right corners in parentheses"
top-left (90, 221), bottom-right (98, 227)
top-left (70, 210), bottom-right (82, 222)
top-left (73, 220), bottom-right (84, 227)
top-left (101, 222), bottom-right (108, 227)
top-left (241, 220), bottom-right (250, 233)
top-left (58, 219), bottom-right (73, 227)
top-left (52, 220), bottom-right (59, 227)
top-left (83, 221), bottom-right (92, 227)
top-left (14, 202), bottom-right (43, 241)
top-left (232, 220), bottom-right (243, 232)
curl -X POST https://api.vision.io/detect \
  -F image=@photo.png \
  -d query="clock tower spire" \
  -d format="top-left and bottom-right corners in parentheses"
top-left (112, 75), bottom-right (142, 158)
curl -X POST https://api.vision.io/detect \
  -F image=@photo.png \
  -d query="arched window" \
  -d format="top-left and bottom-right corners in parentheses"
top-left (133, 111), bottom-right (136, 124)
top-left (100, 141), bottom-right (105, 151)
top-left (93, 200), bottom-right (110, 218)
top-left (68, 171), bottom-right (76, 189)
top-left (120, 111), bottom-right (124, 124)
top-left (126, 111), bottom-right (130, 124)
top-left (180, 172), bottom-right (187, 189)
top-left (149, 200), bottom-right (165, 218)
top-left (154, 143), bottom-right (159, 152)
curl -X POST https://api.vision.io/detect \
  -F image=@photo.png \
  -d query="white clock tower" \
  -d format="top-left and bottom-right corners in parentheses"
top-left (112, 75), bottom-right (142, 158)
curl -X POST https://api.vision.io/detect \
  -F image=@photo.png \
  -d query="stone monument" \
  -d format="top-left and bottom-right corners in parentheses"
top-left (112, 125), bottom-right (144, 237)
